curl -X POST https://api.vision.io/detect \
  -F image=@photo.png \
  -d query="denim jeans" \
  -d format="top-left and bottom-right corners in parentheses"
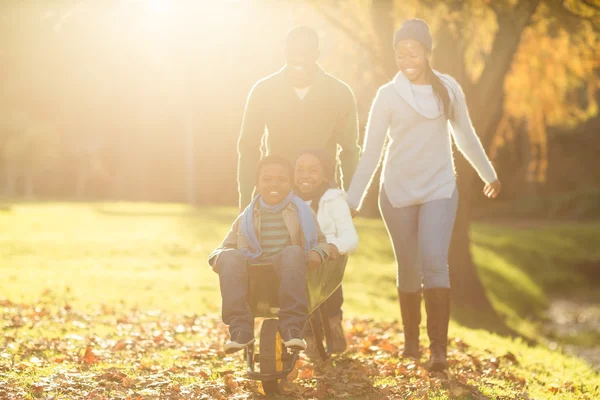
top-left (216, 246), bottom-right (308, 335)
top-left (379, 189), bottom-right (458, 293)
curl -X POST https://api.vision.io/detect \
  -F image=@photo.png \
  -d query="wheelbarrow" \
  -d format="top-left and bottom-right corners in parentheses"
top-left (244, 255), bottom-right (348, 395)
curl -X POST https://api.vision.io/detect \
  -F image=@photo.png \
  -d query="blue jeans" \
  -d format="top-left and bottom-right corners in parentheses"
top-left (216, 246), bottom-right (308, 335)
top-left (379, 189), bottom-right (458, 293)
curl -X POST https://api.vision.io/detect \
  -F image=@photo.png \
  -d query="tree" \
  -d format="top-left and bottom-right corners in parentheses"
top-left (0, 110), bottom-right (59, 197)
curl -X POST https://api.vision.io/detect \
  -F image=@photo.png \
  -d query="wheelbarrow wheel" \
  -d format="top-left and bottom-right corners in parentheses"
top-left (260, 319), bottom-right (286, 395)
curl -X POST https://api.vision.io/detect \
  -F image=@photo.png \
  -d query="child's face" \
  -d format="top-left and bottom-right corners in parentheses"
top-left (295, 153), bottom-right (326, 194)
top-left (258, 163), bottom-right (292, 205)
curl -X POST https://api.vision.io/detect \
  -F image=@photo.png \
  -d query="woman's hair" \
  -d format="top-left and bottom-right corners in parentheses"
top-left (256, 155), bottom-right (294, 183)
top-left (392, 19), bottom-right (454, 120)
top-left (425, 60), bottom-right (454, 121)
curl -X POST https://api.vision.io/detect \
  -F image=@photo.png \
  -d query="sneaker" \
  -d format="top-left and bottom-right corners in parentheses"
top-left (328, 315), bottom-right (347, 353)
top-left (224, 331), bottom-right (255, 354)
top-left (281, 328), bottom-right (307, 351)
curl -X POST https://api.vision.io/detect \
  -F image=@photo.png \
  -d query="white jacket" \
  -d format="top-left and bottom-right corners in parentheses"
top-left (314, 188), bottom-right (359, 254)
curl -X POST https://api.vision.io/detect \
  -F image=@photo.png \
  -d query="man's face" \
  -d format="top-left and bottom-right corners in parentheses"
top-left (257, 163), bottom-right (292, 205)
top-left (284, 38), bottom-right (319, 85)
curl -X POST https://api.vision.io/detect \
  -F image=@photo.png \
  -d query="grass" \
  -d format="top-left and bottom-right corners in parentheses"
top-left (0, 201), bottom-right (599, 399)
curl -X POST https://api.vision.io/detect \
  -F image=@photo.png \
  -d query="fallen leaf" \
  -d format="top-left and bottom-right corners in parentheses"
top-left (502, 351), bottom-right (519, 365)
top-left (82, 346), bottom-right (98, 365)
top-left (121, 377), bottom-right (135, 388)
top-left (450, 386), bottom-right (466, 397)
top-left (287, 359), bottom-right (302, 381)
top-left (298, 367), bottom-right (313, 379)
top-left (223, 374), bottom-right (238, 391)
top-left (548, 383), bottom-right (562, 394)
top-left (112, 338), bottom-right (127, 351)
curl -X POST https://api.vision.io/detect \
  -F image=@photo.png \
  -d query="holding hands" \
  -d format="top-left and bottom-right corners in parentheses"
top-left (484, 179), bottom-right (502, 199)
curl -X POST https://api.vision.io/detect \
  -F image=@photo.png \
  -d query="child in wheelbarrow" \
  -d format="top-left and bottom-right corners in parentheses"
top-left (294, 150), bottom-right (359, 359)
top-left (208, 155), bottom-right (330, 354)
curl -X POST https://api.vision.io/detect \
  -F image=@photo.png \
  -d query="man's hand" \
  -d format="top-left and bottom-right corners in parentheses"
top-left (326, 244), bottom-right (340, 260)
top-left (483, 180), bottom-right (502, 199)
top-left (306, 250), bottom-right (322, 270)
top-left (350, 208), bottom-right (359, 218)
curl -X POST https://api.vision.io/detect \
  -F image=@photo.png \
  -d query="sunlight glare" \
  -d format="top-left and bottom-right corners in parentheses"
top-left (146, 0), bottom-right (173, 14)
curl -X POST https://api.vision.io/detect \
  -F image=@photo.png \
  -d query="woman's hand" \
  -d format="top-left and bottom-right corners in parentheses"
top-left (326, 244), bottom-right (340, 260)
top-left (350, 208), bottom-right (359, 218)
top-left (484, 180), bottom-right (502, 199)
top-left (306, 250), bottom-right (323, 270)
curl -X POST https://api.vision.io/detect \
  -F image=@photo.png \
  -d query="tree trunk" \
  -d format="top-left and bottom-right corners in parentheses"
top-left (433, 1), bottom-right (540, 326)
top-left (4, 163), bottom-right (17, 197)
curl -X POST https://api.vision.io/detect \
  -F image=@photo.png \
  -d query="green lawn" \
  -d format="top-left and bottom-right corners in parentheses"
top-left (0, 202), bottom-right (598, 399)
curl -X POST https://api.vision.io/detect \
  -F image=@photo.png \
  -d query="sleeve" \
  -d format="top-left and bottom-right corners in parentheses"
top-left (449, 81), bottom-right (498, 184)
top-left (346, 87), bottom-right (391, 210)
top-left (207, 216), bottom-right (241, 266)
top-left (336, 86), bottom-right (361, 191)
top-left (237, 83), bottom-right (266, 210)
top-left (310, 210), bottom-right (330, 264)
top-left (325, 196), bottom-right (358, 254)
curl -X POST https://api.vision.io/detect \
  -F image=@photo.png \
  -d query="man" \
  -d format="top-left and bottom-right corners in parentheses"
top-left (237, 26), bottom-right (360, 357)
top-left (237, 26), bottom-right (360, 210)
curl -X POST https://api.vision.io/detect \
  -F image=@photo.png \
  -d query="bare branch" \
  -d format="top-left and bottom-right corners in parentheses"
top-left (311, 3), bottom-right (383, 65)
top-left (547, 0), bottom-right (600, 31)
top-left (580, 0), bottom-right (600, 11)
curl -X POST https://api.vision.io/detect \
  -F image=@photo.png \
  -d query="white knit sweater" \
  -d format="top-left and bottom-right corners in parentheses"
top-left (347, 70), bottom-right (497, 209)
top-left (310, 188), bottom-right (358, 254)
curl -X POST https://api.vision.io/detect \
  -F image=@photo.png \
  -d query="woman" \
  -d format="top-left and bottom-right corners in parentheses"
top-left (294, 150), bottom-right (359, 359)
top-left (347, 19), bottom-right (501, 371)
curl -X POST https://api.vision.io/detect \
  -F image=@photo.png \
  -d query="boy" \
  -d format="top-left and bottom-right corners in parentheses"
top-left (208, 155), bottom-right (329, 354)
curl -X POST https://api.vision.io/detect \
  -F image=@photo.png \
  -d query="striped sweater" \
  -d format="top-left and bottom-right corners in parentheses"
top-left (259, 210), bottom-right (292, 260)
top-left (258, 208), bottom-right (327, 262)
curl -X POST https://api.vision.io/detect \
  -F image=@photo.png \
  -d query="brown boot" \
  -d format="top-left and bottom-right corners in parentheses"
top-left (328, 315), bottom-right (347, 353)
top-left (424, 288), bottom-right (451, 371)
top-left (398, 289), bottom-right (422, 359)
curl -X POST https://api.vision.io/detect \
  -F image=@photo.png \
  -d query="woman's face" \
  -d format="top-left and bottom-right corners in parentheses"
top-left (295, 153), bottom-right (326, 194)
top-left (394, 39), bottom-right (429, 84)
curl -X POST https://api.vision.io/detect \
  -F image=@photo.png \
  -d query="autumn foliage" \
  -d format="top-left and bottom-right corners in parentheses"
top-left (1, 296), bottom-right (596, 399)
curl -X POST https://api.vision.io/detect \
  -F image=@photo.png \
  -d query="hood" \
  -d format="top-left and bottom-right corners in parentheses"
top-left (320, 188), bottom-right (347, 203)
top-left (392, 70), bottom-right (458, 120)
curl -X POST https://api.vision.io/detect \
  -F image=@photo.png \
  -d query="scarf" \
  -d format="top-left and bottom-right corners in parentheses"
top-left (240, 191), bottom-right (318, 260)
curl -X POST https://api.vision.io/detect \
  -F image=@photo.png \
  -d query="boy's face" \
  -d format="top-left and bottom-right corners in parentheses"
top-left (258, 163), bottom-right (292, 205)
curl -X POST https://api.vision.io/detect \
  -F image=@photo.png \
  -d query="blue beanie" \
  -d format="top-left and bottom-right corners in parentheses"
top-left (393, 19), bottom-right (432, 51)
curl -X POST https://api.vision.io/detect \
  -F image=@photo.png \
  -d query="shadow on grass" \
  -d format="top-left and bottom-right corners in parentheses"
top-left (457, 221), bottom-right (600, 345)
top-left (451, 307), bottom-right (533, 345)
